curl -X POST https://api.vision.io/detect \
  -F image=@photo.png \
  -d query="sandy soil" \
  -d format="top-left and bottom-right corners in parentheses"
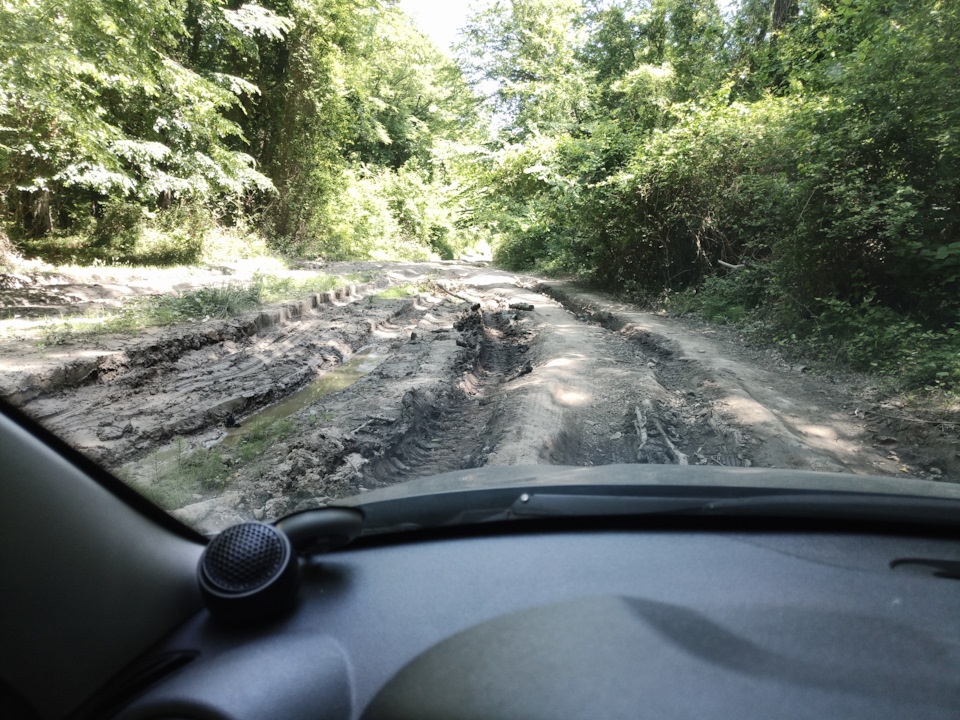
top-left (2, 261), bottom-right (957, 533)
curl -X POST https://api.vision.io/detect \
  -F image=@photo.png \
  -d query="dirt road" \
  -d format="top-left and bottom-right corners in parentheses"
top-left (3, 262), bottom-right (957, 532)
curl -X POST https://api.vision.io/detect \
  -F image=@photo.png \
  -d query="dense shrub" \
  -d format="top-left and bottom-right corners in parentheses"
top-left (805, 298), bottom-right (960, 390)
top-left (92, 201), bottom-right (145, 256)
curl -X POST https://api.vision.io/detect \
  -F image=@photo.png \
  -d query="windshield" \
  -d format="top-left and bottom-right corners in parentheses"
top-left (2, 0), bottom-right (958, 534)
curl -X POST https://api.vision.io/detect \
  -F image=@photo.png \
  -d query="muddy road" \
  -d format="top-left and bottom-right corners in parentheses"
top-left (3, 262), bottom-right (957, 532)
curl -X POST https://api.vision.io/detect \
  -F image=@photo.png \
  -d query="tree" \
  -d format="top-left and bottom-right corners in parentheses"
top-left (0, 0), bottom-right (291, 236)
top-left (662, 0), bottom-right (724, 99)
top-left (346, 5), bottom-right (480, 169)
top-left (458, 0), bottom-right (589, 135)
top-left (249, 0), bottom-right (480, 250)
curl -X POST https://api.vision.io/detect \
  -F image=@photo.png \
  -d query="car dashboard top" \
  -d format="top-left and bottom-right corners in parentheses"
top-left (122, 523), bottom-right (960, 720)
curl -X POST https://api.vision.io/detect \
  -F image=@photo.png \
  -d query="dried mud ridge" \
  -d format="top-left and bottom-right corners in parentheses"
top-left (1, 280), bottom-right (386, 408)
top-left (5, 262), bottom-right (957, 533)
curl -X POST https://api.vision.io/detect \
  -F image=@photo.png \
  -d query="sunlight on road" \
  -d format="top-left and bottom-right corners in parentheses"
top-left (722, 394), bottom-right (779, 425)
top-left (551, 385), bottom-right (591, 407)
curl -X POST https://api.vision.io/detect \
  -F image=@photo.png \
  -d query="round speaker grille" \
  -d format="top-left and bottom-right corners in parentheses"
top-left (202, 523), bottom-right (287, 593)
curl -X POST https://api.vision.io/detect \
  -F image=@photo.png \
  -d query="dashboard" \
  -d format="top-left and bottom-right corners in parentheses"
top-left (118, 526), bottom-right (960, 720)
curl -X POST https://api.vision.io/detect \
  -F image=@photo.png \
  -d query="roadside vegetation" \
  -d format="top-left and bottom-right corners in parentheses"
top-left (669, 269), bottom-right (960, 394)
top-left (2, 0), bottom-right (958, 399)
top-left (370, 284), bottom-right (421, 301)
top-left (133, 419), bottom-right (295, 510)
top-left (19, 271), bottom-right (368, 347)
top-left (0, 0), bottom-right (485, 269)
top-left (454, 0), bottom-right (960, 395)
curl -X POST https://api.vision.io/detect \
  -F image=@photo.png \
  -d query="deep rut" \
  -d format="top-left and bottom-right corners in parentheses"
top-left (362, 308), bottom-right (534, 484)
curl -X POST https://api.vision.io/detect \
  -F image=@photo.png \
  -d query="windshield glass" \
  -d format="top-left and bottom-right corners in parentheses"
top-left (2, 0), bottom-right (958, 534)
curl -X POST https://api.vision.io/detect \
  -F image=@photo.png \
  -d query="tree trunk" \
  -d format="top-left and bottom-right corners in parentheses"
top-left (770, 0), bottom-right (798, 33)
top-left (23, 190), bottom-right (53, 237)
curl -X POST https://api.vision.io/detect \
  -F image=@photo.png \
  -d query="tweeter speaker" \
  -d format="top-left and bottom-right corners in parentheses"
top-left (197, 508), bottom-right (364, 623)
top-left (198, 522), bottom-right (299, 623)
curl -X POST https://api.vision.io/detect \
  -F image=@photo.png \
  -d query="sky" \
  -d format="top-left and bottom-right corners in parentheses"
top-left (397, 0), bottom-right (473, 51)
top-left (396, 0), bottom-right (741, 53)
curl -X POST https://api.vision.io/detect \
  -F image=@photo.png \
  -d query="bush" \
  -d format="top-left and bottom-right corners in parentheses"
top-left (93, 200), bottom-right (144, 255)
top-left (310, 165), bottom-right (464, 262)
top-left (132, 227), bottom-right (204, 266)
top-left (493, 224), bottom-right (550, 270)
top-left (669, 265), bottom-right (773, 322)
top-left (155, 284), bottom-right (263, 321)
top-left (804, 297), bottom-right (960, 389)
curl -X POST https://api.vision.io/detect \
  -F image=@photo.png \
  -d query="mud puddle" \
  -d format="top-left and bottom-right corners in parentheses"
top-left (120, 345), bottom-right (389, 485)
top-left (219, 346), bottom-right (388, 446)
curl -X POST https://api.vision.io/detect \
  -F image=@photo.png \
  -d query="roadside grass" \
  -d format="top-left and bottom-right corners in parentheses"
top-left (369, 283), bottom-right (420, 301)
top-left (14, 271), bottom-right (370, 346)
top-left (257, 273), bottom-right (370, 303)
top-left (4, 218), bottom-right (380, 346)
top-left (234, 419), bottom-right (294, 466)
top-left (662, 271), bottom-right (960, 402)
top-left (134, 445), bottom-right (231, 510)
top-left (16, 217), bottom-right (272, 268)
top-left (135, 419), bottom-right (295, 511)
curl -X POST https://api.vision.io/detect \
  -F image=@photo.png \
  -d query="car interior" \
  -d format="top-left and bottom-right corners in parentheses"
top-left (2, 399), bottom-right (960, 720)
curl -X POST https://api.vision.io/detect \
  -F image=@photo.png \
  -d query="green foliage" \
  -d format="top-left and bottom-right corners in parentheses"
top-left (674, 266), bottom-right (773, 322)
top-left (668, 272), bottom-right (960, 390)
top-left (140, 416), bottom-right (298, 507)
top-left (312, 164), bottom-right (466, 261)
top-left (253, 0), bottom-right (479, 256)
top-left (4, 0), bottom-right (481, 264)
top-left (181, 447), bottom-right (231, 492)
top-left (371, 284), bottom-right (419, 300)
top-left (134, 204), bottom-right (213, 265)
top-left (801, 297), bottom-right (960, 390)
top-left (458, 0), bottom-right (589, 134)
top-left (92, 201), bottom-right (146, 256)
top-left (0, 0), bottom-right (284, 237)
top-left (480, 91), bottom-right (799, 290)
top-left (139, 442), bottom-right (231, 509)
top-left (156, 284), bottom-right (264, 321)
top-left (775, 0), bottom-right (960, 320)
top-left (234, 418), bottom-right (293, 466)
top-left (662, 0), bottom-right (725, 100)
top-left (18, 200), bottom-right (221, 265)
top-left (584, 93), bottom-right (797, 290)
top-left (137, 272), bottom-right (358, 325)
top-left (456, 0), bottom-right (959, 391)
top-left (256, 272), bottom-right (365, 302)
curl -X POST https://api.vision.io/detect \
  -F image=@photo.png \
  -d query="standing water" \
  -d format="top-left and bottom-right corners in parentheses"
top-left (220, 346), bottom-right (387, 445)
top-left (121, 346), bottom-right (387, 487)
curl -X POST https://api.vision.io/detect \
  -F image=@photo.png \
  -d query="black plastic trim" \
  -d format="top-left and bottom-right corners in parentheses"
top-left (0, 398), bottom-right (205, 545)
top-left (0, 675), bottom-right (40, 720)
top-left (66, 650), bottom-right (199, 720)
top-left (343, 511), bottom-right (960, 553)
top-left (346, 483), bottom-right (960, 545)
